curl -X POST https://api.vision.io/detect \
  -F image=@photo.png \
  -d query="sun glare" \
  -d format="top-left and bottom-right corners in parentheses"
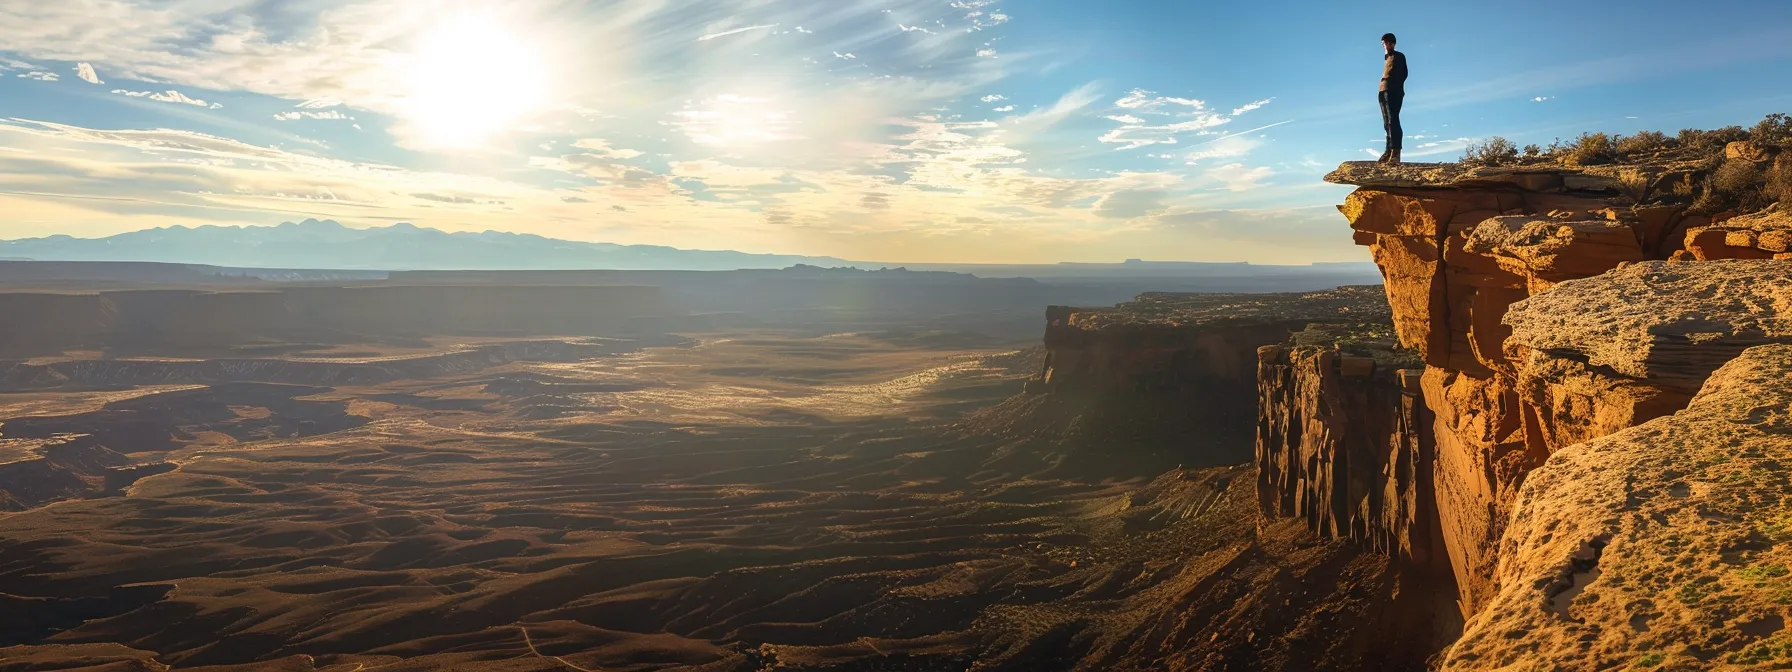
top-left (405, 13), bottom-right (552, 149)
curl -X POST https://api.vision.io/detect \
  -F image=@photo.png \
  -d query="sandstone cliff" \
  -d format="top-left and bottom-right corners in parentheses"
top-left (1444, 261), bottom-right (1792, 669)
top-left (1278, 157), bottom-right (1792, 668)
top-left (1016, 287), bottom-right (1390, 470)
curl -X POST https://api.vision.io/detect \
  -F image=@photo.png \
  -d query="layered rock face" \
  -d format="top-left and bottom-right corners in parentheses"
top-left (1324, 161), bottom-right (1748, 615)
top-left (1446, 262), bottom-right (1792, 669)
top-left (1307, 159), bottom-right (1792, 667)
top-left (1255, 344), bottom-right (1443, 570)
top-left (1036, 288), bottom-right (1389, 466)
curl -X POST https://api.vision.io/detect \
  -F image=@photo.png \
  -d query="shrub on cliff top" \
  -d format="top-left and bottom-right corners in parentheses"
top-left (1616, 130), bottom-right (1672, 157)
top-left (1751, 113), bottom-right (1792, 147)
top-left (1559, 132), bottom-right (1616, 167)
top-left (1681, 125), bottom-right (1750, 151)
top-left (1461, 137), bottom-right (1519, 166)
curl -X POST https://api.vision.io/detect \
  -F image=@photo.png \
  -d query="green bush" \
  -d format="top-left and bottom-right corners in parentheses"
top-left (1714, 158), bottom-right (1764, 196)
top-left (1616, 130), bottom-right (1671, 156)
top-left (1560, 132), bottom-right (1616, 166)
top-left (1522, 144), bottom-right (1541, 158)
top-left (1750, 113), bottom-right (1792, 147)
top-left (1462, 137), bottom-right (1519, 166)
top-left (1768, 160), bottom-right (1792, 203)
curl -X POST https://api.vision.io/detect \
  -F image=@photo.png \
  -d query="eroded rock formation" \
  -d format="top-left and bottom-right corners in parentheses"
top-left (1279, 160), bottom-right (1792, 667)
top-left (1448, 266), bottom-right (1792, 669)
top-left (1255, 342), bottom-right (1441, 569)
top-left (1033, 287), bottom-right (1390, 467)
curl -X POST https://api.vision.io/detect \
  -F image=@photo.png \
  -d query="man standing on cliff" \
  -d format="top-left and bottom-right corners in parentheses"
top-left (1379, 32), bottom-right (1408, 165)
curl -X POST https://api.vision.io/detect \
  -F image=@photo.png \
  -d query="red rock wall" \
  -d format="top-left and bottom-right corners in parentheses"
top-left (1330, 167), bottom-right (1732, 617)
top-left (1254, 346), bottom-right (1446, 573)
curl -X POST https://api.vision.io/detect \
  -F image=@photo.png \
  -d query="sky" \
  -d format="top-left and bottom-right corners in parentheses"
top-left (2, 0), bottom-right (1792, 265)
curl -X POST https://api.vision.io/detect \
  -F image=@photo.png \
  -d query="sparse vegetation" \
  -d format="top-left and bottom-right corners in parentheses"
top-left (1461, 136), bottom-right (1519, 166)
top-left (1561, 132), bottom-right (1617, 167)
top-left (1752, 113), bottom-right (1792, 147)
top-left (1616, 130), bottom-right (1671, 157)
top-left (1635, 652), bottom-right (1665, 668)
top-left (1447, 114), bottom-right (1791, 215)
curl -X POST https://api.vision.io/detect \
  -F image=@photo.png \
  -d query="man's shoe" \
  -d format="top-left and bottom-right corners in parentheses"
top-left (1377, 150), bottom-right (1391, 163)
top-left (1388, 149), bottom-right (1402, 165)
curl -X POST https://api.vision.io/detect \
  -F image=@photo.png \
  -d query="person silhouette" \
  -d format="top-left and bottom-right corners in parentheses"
top-left (1379, 32), bottom-right (1408, 165)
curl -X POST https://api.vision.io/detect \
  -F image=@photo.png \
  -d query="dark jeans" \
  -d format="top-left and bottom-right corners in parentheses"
top-left (1380, 90), bottom-right (1404, 152)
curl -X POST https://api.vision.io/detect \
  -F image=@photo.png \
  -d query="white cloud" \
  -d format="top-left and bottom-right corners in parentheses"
top-left (1185, 135), bottom-right (1261, 165)
top-left (112, 89), bottom-right (222, 109)
top-left (833, 51), bottom-right (857, 60)
top-left (1114, 90), bottom-right (1206, 114)
top-left (899, 24), bottom-right (935, 35)
top-left (1004, 82), bottom-right (1102, 133)
top-left (976, 48), bottom-right (996, 57)
top-left (570, 138), bottom-right (644, 159)
top-left (1230, 98), bottom-right (1272, 115)
top-left (697, 24), bottom-right (778, 41)
top-left (992, 105), bottom-right (1013, 112)
top-left (1531, 96), bottom-right (1554, 103)
top-left (75, 62), bottom-right (101, 84)
top-left (274, 110), bottom-right (351, 121)
top-left (296, 98), bottom-right (344, 109)
top-left (1205, 163), bottom-right (1274, 191)
top-left (793, 26), bottom-right (812, 34)
top-left (18, 71), bottom-right (58, 81)
top-left (981, 94), bottom-right (1006, 102)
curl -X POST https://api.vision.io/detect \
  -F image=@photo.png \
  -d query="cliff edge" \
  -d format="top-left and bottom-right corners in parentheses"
top-left (1282, 150), bottom-right (1792, 669)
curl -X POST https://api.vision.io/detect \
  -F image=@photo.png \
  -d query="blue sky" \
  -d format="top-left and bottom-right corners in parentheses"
top-left (2, 0), bottom-right (1791, 264)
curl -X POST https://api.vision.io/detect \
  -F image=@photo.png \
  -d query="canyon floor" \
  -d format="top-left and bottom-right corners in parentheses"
top-left (0, 328), bottom-right (1436, 672)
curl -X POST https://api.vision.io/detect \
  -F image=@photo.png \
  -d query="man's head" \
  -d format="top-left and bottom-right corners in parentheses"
top-left (1382, 33), bottom-right (1397, 53)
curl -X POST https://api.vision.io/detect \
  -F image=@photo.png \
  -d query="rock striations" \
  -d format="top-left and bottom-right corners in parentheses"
top-left (1267, 160), bottom-right (1792, 668)
top-left (1028, 287), bottom-right (1391, 469)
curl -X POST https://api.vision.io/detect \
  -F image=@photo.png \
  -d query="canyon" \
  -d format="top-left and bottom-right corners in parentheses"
top-left (4, 151), bottom-right (1791, 669)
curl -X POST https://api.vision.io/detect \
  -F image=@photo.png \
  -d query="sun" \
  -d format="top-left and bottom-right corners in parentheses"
top-left (404, 13), bottom-right (552, 149)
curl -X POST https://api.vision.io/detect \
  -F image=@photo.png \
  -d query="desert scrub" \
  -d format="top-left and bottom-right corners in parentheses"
top-left (1751, 113), bottom-right (1792, 148)
top-left (1729, 635), bottom-right (1792, 665)
top-left (1681, 125), bottom-right (1750, 151)
top-left (1616, 130), bottom-right (1671, 157)
top-left (1461, 136), bottom-right (1519, 166)
top-left (1676, 578), bottom-right (1717, 605)
top-left (1634, 652), bottom-right (1665, 668)
top-left (1560, 132), bottom-right (1616, 167)
top-left (1736, 563), bottom-right (1791, 582)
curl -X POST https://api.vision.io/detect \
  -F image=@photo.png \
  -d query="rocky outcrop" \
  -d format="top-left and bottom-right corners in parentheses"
top-left (1445, 268), bottom-right (1792, 669)
top-left (1308, 158), bottom-right (1792, 667)
top-left (1326, 160), bottom-right (1688, 614)
top-left (1255, 344), bottom-right (1442, 570)
top-left (1682, 205), bottom-right (1792, 260)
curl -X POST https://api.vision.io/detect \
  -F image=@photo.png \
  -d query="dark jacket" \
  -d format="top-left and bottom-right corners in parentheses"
top-left (1381, 50), bottom-right (1408, 93)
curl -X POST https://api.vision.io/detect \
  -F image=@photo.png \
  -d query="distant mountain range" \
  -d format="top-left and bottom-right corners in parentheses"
top-left (0, 220), bottom-right (1382, 281)
top-left (0, 219), bottom-right (853, 271)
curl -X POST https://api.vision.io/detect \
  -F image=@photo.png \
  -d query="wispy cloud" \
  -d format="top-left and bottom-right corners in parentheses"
top-left (74, 62), bottom-right (101, 84)
top-left (1230, 98), bottom-right (1272, 115)
top-left (274, 110), bottom-right (351, 121)
top-left (17, 71), bottom-right (58, 81)
top-left (981, 94), bottom-right (1007, 102)
top-left (1205, 163), bottom-right (1275, 191)
top-left (697, 24), bottom-right (778, 41)
top-left (1098, 90), bottom-right (1275, 151)
top-left (1531, 96), bottom-right (1554, 103)
top-left (112, 89), bottom-right (223, 109)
